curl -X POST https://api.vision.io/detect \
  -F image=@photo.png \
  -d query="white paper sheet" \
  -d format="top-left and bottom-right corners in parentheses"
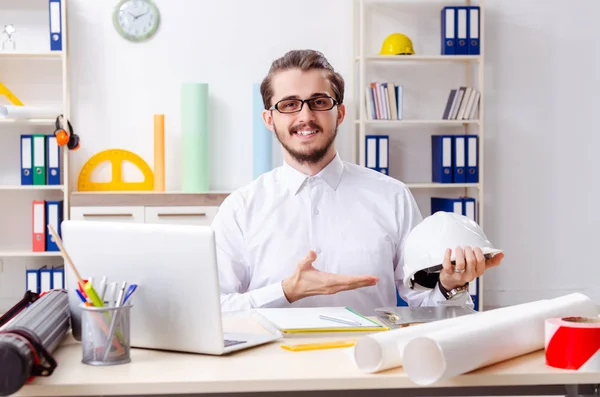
top-left (353, 293), bottom-right (598, 375)
top-left (0, 105), bottom-right (61, 119)
top-left (401, 293), bottom-right (599, 385)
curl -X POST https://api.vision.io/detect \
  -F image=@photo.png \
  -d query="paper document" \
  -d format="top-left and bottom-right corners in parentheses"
top-left (254, 307), bottom-right (388, 333)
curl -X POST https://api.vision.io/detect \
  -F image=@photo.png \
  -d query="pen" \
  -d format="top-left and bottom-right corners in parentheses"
top-left (122, 284), bottom-right (137, 304)
top-left (103, 281), bottom-right (127, 361)
top-left (99, 276), bottom-right (108, 300)
top-left (319, 314), bottom-right (362, 326)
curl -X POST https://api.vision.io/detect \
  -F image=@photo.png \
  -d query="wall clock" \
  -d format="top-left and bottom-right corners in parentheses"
top-left (113, 0), bottom-right (160, 42)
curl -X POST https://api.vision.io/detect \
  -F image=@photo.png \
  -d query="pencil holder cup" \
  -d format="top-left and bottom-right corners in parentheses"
top-left (79, 303), bottom-right (132, 366)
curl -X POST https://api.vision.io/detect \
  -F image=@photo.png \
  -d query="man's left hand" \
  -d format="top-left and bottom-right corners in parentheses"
top-left (439, 246), bottom-right (504, 291)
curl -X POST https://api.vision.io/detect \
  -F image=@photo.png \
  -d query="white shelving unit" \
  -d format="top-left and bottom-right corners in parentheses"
top-left (0, 0), bottom-right (69, 311)
top-left (352, 0), bottom-right (486, 309)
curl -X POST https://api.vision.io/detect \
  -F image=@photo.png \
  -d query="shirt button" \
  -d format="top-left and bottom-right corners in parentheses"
top-left (316, 248), bottom-right (322, 254)
top-left (314, 209), bottom-right (319, 215)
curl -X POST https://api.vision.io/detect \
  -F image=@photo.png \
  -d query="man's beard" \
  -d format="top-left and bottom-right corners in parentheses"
top-left (273, 120), bottom-right (338, 165)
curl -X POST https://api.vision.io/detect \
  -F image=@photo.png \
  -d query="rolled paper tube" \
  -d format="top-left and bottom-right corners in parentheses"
top-left (0, 105), bottom-right (62, 119)
top-left (252, 83), bottom-right (272, 179)
top-left (181, 83), bottom-right (209, 192)
top-left (154, 114), bottom-right (165, 192)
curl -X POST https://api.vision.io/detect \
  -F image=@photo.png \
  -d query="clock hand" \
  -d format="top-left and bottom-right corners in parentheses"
top-left (133, 11), bottom-right (149, 20)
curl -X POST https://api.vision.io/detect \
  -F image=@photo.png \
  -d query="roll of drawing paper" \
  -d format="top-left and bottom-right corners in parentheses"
top-left (181, 83), bottom-right (209, 192)
top-left (400, 293), bottom-right (598, 385)
top-left (154, 114), bottom-right (165, 192)
top-left (0, 105), bottom-right (62, 119)
top-left (353, 293), bottom-right (598, 375)
top-left (252, 83), bottom-right (272, 179)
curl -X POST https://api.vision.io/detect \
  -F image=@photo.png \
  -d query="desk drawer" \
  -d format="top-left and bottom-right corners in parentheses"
top-left (144, 206), bottom-right (218, 226)
top-left (70, 206), bottom-right (145, 223)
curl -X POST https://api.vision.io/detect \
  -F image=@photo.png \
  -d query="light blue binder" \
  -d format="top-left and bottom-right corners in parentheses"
top-left (252, 83), bottom-right (272, 179)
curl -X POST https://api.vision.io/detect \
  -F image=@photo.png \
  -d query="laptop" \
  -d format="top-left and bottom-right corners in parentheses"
top-left (60, 220), bottom-right (281, 355)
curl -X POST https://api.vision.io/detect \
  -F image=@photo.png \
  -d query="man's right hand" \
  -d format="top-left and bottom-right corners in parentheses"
top-left (281, 250), bottom-right (379, 303)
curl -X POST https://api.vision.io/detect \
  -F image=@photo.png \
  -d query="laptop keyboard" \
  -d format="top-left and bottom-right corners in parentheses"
top-left (224, 339), bottom-right (246, 347)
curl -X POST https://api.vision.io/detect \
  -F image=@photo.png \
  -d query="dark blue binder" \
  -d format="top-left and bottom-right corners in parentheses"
top-left (49, 0), bottom-right (62, 51)
top-left (431, 197), bottom-right (464, 215)
top-left (441, 6), bottom-right (456, 55)
top-left (456, 6), bottom-right (468, 55)
top-left (466, 134), bottom-right (479, 183)
top-left (467, 6), bottom-right (480, 55)
top-left (431, 135), bottom-right (453, 183)
top-left (45, 200), bottom-right (63, 252)
top-left (462, 196), bottom-right (477, 222)
top-left (453, 136), bottom-right (466, 183)
top-left (46, 135), bottom-right (61, 185)
top-left (20, 135), bottom-right (33, 185)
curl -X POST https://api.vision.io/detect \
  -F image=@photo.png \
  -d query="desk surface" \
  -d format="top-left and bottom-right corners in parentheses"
top-left (14, 316), bottom-right (600, 397)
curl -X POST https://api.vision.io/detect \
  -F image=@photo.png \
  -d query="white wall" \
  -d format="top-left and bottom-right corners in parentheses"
top-left (0, 0), bottom-right (588, 311)
top-left (66, 0), bottom-right (354, 192)
top-left (482, 0), bottom-right (600, 306)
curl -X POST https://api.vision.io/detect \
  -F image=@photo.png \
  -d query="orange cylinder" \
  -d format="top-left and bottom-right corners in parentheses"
top-left (154, 114), bottom-right (165, 192)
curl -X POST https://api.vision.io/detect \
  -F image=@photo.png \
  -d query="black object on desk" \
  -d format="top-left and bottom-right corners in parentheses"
top-left (0, 289), bottom-right (70, 396)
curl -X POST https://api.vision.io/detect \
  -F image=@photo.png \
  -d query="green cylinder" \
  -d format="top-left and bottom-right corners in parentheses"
top-left (181, 83), bottom-right (209, 192)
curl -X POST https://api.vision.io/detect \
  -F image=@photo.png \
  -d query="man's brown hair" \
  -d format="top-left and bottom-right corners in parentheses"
top-left (260, 49), bottom-right (345, 110)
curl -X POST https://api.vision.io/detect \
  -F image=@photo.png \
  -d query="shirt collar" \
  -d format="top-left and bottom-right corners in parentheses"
top-left (282, 152), bottom-right (344, 195)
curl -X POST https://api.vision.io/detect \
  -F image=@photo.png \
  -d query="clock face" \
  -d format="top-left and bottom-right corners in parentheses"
top-left (113, 0), bottom-right (160, 42)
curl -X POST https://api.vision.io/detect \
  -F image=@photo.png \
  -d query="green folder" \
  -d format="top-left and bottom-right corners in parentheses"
top-left (32, 134), bottom-right (46, 185)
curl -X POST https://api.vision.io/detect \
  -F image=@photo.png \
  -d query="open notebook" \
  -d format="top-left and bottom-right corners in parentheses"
top-left (253, 306), bottom-right (389, 334)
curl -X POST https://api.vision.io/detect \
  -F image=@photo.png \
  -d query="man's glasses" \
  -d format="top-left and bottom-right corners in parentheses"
top-left (270, 96), bottom-right (338, 114)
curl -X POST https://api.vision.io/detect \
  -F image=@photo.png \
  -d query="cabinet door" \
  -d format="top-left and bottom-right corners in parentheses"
top-left (144, 206), bottom-right (218, 226)
top-left (70, 206), bottom-right (145, 223)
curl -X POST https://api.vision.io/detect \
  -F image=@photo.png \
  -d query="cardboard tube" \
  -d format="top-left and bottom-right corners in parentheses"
top-left (154, 114), bottom-right (165, 192)
top-left (253, 83), bottom-right (272, 179)
top-left (181, 83), bottom-right (209, 192)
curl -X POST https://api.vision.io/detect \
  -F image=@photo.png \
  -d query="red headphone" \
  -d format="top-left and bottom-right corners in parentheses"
top-left (54, 115), bottom-right (80, 150)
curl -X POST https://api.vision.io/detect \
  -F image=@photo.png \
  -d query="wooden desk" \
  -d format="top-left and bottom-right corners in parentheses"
top-left (12, 316), bottom-right (600, 397)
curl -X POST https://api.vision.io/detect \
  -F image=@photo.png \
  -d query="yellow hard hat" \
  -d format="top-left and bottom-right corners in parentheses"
top-left (379, 33), bottom-right (415, 55)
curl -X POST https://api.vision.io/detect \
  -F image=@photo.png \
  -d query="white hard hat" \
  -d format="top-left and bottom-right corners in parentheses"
top-left (402, 211), bottom-right (503, 289)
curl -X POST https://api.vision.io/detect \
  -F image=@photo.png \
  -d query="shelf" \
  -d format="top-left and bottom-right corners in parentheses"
top-left (0, 51), bottom-right (63, 59)
top-left (0, 185), bottom-right (64, 191)
top-left (0, 251), bottom-right (63, 258)
top-left (355, 55), bottom-right (481, 63)
top-left (0, 118), bottom-right (56, 125)
top-left (405, 183), bottom-right (480, 189)
top-left (355, 119), bottom-right (479, 126)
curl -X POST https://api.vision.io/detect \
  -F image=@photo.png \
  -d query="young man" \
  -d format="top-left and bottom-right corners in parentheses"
top-left (211, 49), bottom-right (503, 314)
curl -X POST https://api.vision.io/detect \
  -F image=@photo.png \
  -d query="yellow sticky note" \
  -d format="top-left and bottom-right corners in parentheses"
top-left (281, 340), bottom-right (356, 352)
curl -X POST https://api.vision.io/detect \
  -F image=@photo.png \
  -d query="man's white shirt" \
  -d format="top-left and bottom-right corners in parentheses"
top-left (211, 153), bottom-right (472, 314)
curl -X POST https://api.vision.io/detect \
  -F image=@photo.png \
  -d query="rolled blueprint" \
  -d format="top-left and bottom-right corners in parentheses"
top-left (353, 293), bottom-right (598, 375)
top-left (181, 83), bottom-right (209, 192)
top-left (252, 83), bottom-right (272, 179)
top-left (0, 105), bottom-right (61, 119)
top-left (401, 293), bottom-right (598, 385)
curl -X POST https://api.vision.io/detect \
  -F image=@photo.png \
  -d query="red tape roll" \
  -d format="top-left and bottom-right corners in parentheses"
top-left (545, 316), bottom-right (600, 370)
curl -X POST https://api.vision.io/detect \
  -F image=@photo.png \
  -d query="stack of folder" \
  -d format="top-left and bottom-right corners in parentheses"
top-left (442, 86), bottom-right (480, 121)
top-left (432, 135), bottom-right (478, 183)
top-left (365, 82), bottom-right (402, 120)
top-left (20, 134), bottom-right (61, 186)
top-left (441, 5), bottom-right (480, 55)
top-left (253, 307), bottom-right (389, 335)
top-left (32, 200), bottom-right (63, 252)
top-left (26, 266), bottom-right (65, 294)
